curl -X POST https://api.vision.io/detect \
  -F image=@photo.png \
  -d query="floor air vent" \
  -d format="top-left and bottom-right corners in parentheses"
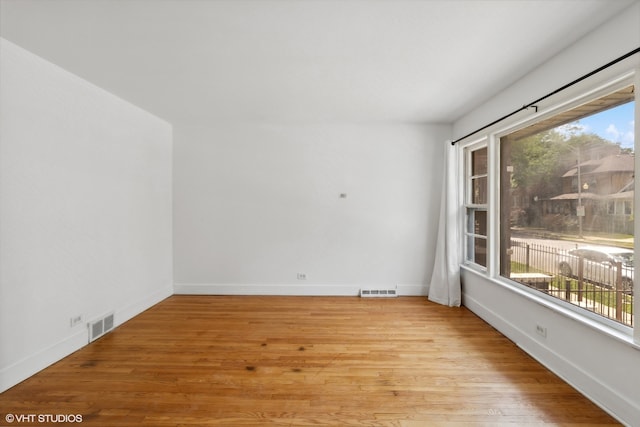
top-left (360, 286), bottom-right (398, 298)
top-left (89, 313), bottom-right (115, 343)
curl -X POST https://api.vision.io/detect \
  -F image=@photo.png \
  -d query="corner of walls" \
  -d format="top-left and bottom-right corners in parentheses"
top-left (0, 38), bottom-right (173, 392)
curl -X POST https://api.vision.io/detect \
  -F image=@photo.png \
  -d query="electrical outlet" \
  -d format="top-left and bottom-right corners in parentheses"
top-left (70, 315), bottom-right (83, 328)
top-left (535, 324), bottom-right (547, 338)
top-left (297, 273), bottom-right (307, 280)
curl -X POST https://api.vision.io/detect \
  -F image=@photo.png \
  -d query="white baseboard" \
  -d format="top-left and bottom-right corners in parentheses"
top-left (0, 286), bottom-right (173, 393)
top-left (115, 286), bottom-right (173, 326)
top-left (398, 283), bottom-right (428, 296)
top-left (174, 283), bottom-right (427, 296)
top-left (0, 328), bottom-right (87, 393)
top-left (463, 291), bottom-right (639, 426)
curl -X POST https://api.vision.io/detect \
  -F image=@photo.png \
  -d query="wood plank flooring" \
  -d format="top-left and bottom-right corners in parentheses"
top-left (0, 296), bottom-right (620, 426)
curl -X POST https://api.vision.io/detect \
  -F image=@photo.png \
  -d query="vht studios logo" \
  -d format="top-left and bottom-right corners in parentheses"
top-left (5, 413), bottom-right (83, 423)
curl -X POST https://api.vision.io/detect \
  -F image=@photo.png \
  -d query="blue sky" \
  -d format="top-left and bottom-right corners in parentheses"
top-left (574, 101), bottom-right (635, 149)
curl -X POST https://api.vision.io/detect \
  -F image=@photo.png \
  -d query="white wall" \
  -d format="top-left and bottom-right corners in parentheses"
top-left (454, 2), bottom-right (640, 139)
top-left (455, 3), bottom-right (640, 425)
top-left (174, 122), bottom-right (450, 295)
top-left (0, 38), bottom-right (173, 392)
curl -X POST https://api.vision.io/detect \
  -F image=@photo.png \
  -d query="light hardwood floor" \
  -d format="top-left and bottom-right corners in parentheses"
top-left (0, 296), bottom-right (620, 426)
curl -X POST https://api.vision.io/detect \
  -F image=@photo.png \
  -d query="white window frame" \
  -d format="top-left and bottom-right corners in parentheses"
top-left (463, 141), bottom-right (489, 270)
top-left (458, 69), bottom-right (639, 342)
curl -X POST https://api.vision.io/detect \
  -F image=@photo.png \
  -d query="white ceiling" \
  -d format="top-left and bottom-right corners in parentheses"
top-left (0, 0), bottom-right (635, 126)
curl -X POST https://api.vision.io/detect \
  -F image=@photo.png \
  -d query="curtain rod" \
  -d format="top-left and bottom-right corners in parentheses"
top-left (451, 46), bottom-right (640, 146)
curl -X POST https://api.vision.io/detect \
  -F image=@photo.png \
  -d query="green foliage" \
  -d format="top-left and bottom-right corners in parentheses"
top-left (509, 129), bottom-right (566, 198)
top-left (508, 124), bottom-right (625, 200)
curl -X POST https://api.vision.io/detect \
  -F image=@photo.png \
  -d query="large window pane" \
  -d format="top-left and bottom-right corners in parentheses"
top-left (500, 90), bottom-right (634, 326)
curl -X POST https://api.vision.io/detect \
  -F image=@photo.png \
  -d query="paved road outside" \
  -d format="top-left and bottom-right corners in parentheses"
top-left (511, 229), bottom-right (633, 251)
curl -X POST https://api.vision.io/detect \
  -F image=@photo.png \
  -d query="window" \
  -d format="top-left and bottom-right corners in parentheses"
top-left (500, 85), bottom-right (635, 326)
top-left (465, 145), bottom-right (488, 267)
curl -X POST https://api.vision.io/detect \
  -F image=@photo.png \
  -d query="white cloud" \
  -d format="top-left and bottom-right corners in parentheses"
top-left (605, 123), bottom-right (622, 141)
top-left (606, 122), bottom-right (635, 148)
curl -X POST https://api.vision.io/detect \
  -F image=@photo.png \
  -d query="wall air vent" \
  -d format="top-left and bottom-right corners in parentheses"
top-left (88, 312), bottom-right (115, 343)
top-left (360, 286), bottom-right (398, 298)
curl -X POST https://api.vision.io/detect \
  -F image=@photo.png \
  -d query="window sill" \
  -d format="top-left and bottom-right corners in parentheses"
top-left (460, 264), bottom-right (640, 351)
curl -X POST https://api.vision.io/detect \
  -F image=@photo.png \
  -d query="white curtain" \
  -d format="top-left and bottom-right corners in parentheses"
top-left (428, 142), bottom-right (462, 307)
